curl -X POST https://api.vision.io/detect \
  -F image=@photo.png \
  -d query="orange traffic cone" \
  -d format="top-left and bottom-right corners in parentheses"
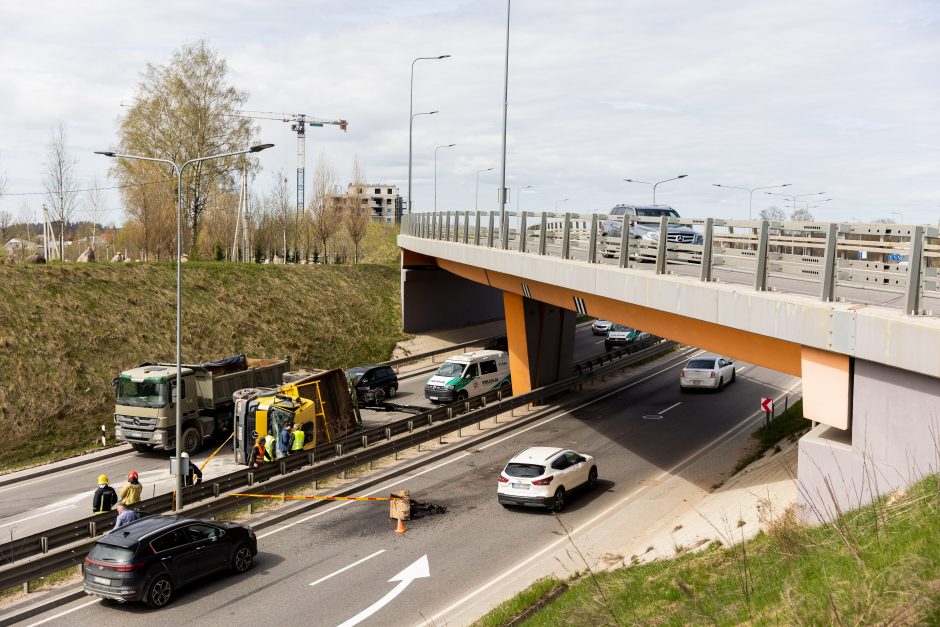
top-left (394, 517), bottom-right (407, 533)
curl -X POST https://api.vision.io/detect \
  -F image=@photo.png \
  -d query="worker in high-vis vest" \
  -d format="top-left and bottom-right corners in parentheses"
top-left (263, 433), bottom-right (276, 462)
top-left (290, 423), bottom-right (305, 453)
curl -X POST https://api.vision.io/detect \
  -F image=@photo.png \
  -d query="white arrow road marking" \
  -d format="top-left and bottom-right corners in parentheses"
top-left (336, 554), bottom-right (430, 627)
top-left (310, 549), bottom-right (385, 587)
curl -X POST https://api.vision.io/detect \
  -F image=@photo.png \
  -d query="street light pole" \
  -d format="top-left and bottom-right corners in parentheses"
top-left (765, 191), bottom-right (826, 215)
top-left (891, 211), bottom-right (904, 224)
top-left (498, 0), bottom-right (511, 232)
top-left (96, 142), bottom-right (274, 512)
top-left (517, 185), bottom-right (533, 210)
top-left (408, 55), bottom-right (450, 218)
top-left (652, 174), bottom-right (688, 205)
top-left (434, 143), bottom-right (455, 213)
top-left (555, 198), bottom-right (569, 211)
top-left (476, 167), bottom-right (494, 212)
top-left (407, 110), bottom-right (439, 214)
top-left (712, 183), bottom-right (791, 220)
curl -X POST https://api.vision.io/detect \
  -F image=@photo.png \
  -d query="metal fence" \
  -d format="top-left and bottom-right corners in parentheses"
top-left (403, 211), bottom-right (940, 316)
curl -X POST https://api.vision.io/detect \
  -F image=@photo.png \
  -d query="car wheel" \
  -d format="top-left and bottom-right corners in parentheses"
top-left (587, 467), bottom-right (598, 490)
top-left (231, 543), bottom-right (254, 573)
top-left (386, 385), bottom-right (398, 399)
top-left (717, 377), bottom-right (724, 392)
top-left (731, 369), bottom-right (736, 383)
top-left (456, 390), bottom-right (468, 402)
top-left (145, 574), bottom-right (173, 608)
top-left (181, 426), bottom-right (202, 455)
top-left (551, 487), bottom-right (566, 513)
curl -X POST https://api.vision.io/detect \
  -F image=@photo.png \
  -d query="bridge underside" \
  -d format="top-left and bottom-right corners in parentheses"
top-left (401, 250), bottom-right (937, 522)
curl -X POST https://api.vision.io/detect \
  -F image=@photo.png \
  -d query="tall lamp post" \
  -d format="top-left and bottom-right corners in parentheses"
top-left (652, 175), bottom-right (688, 205)
top-left (408, 55), bottom-right (450, 218)
top-left (712, 182), bottom-right (790, 220)
top-left (765, 190), bottom-right (826, 214)
top-left (96, 142), bottom-right (274, 511)
top-left (555, 198), bottom-right (569, 211)
top-left (516, 185), bottom-right (533, 210)
top-left (476, 167), bottom-right (493, 212)
top-left (407, 110), bottom-right (438, 213)
top-left (891, 211), bottom-right (904, 224)
top-left (434, 143), bottom-right (455, 212)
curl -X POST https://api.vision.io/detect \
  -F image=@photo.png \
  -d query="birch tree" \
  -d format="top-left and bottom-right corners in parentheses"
top-left (344, 157), bottom-right (369, 263)
top-left (42, 122), bottom-right (79, 261)
top-left (309, 153), bottom-right (340, 263)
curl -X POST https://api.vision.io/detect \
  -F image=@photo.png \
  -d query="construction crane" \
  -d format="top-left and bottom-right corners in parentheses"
top-left (229, 111), bottom-right (348, 213)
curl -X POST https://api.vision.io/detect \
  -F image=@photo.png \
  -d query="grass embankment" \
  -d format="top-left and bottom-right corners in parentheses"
top-left (0, 260), bottom-right (404, 470)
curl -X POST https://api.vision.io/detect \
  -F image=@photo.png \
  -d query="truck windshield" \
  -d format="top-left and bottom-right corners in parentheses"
top-left (435, 362), bottom-right (467, 378)
top-left (115, 377), bottom-right (167, 408)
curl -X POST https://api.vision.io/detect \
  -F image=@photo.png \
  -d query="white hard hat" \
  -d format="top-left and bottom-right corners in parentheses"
top-left (181, 452), bottom-right (189, 458)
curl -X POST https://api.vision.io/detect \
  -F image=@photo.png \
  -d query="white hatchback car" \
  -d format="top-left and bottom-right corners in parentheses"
top-left (497, 447), bottom-right (597, 512)
top-left (679, 355), bottom-right (736, 392)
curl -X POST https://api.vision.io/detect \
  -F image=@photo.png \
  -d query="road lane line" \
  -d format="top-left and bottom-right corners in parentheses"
top-left (658, 401), bottom-right (681, 414)
top-left (261, 349), bottom-right (699, 539)
top-left (0, 505), bottom-right (75, 529)
top-left (309, 549), bottom-right (385, 587)
top-left (424, 379), bottom-right (803, 624)
top-left (25, 599), bottom-right (98, 626)
top-left (0, 453), bottom-right (138, 494)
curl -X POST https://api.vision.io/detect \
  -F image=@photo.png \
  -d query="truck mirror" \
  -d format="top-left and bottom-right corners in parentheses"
top-left (170, 382), bottom-right (177, 404)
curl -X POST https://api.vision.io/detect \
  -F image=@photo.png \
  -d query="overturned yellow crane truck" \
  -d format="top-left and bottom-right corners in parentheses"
top-left (232, 369), bottom-right (362, 465)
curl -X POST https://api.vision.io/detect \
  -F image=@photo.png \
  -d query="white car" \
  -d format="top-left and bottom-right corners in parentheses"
top-left (679, 356), bottom-right (736, 392)
top-left (591, 320), bottom-right (613, 335)
top-left (497, 447), bottom-right (597, 512)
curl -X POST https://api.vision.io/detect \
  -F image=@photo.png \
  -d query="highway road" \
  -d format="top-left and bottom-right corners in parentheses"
top-left (19, 349), bottom-right (801, 627)
top-left (0, 323), bottom-right (606, 539)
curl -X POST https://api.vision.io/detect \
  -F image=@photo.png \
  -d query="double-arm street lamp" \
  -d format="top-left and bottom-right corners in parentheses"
top-left (434, 143), bottom-right (455, 212)
top-left (652, 175), bottom-right (688, 205)
top-left (555, 198), bottom-right (569, 211)
top-left (712, 183), bottom-right (791, 220)
top-left (408, 55), bottom-right (450, 216)
top-left (765, 190), bottom-right (826, 212)
top-left (96, 142), bottom-right (274, 511)
top-left (517, 185), bottom-right (533, 210)
top-left (476, 167), bottom-right (493, 212)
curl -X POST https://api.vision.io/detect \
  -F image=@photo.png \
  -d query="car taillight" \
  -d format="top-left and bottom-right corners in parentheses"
top-left (532, 476), bottom-right (554, 486)
top-left (84, 557), bottom-right (146, 572)
top-left (710, 371), bottom-right (716, 378)
top-left (497, 473), bottom-right (509, 483)
top-left (680, 370), bottom-right (686, 377)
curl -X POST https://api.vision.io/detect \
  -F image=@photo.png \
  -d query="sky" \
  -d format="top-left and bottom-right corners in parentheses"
top-left (0, 0), bottom-right (938, 226)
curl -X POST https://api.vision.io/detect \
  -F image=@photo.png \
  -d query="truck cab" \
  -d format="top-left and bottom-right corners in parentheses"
top-left (113, 365), bottom-right (200, 453)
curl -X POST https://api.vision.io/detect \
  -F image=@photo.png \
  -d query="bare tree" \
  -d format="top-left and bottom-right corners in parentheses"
top-left (309, 153), bottom-right (340, 263)
top-left (344, 157), bottom-right (369, 263)
top-left (790, 208), bottom-right (814, 222)
top-left (84, 176), bottom-right (106, 259)
top-left (871, 217), bottom-right (896, 224)
top-left (0, 210), bottom-right (11, 245)
top-left (267, 171), bottom-right (292, 262)
top-left (121, 161), bottom-right (176, 260)
top-left (758, 206), bottom-right (787, 221)
top-left (42, 122), bottom-right (79, 261)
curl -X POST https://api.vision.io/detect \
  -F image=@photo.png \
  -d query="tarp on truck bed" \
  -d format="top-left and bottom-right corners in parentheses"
top-left (201, 354), bottom-right (248, 376)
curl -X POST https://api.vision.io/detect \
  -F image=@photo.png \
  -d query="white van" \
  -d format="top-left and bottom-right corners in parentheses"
top-left (424, 350), bottom-right (511, 403)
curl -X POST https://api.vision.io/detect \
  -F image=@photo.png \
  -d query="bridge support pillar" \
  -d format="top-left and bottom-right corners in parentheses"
top-left (797, 358), bottom-right (940, 523)
top-left (503, 292), bottom-right (576, 396)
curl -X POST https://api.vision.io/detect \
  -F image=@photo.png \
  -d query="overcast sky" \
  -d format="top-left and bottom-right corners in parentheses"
top-left (1, 0), bottom-right (938, 226)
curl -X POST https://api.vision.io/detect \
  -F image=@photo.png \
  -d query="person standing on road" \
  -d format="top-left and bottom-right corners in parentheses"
top-left (92, 474), bottom-right (118, 514)
top-left (119, 470), bottom-right (142, 505)
top-left (181, 452), bottom-right (203, 486)
top-left (263, 433), bottom-right (276, 462)
top-left (277, 422), bottom-right (291, 460)
top-left (290, 423), bottom-right (305, 454)
top-left (112, 501), bottom-right (140, 530)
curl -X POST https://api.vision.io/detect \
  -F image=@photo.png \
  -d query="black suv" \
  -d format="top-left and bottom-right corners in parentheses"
top-left (346, 365), bottom-right (399, 406)
top-left (83, 515), bottom-right (257, 608)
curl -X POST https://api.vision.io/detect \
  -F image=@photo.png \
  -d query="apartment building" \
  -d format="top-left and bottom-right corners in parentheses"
top-left (328, 183), bottom-right (403, 224)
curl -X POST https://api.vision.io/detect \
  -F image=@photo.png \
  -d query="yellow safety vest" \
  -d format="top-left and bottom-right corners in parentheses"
top-left (291, 429), bottom-right (305, 451)
top-left (264, 435), bottom-right (276, 458)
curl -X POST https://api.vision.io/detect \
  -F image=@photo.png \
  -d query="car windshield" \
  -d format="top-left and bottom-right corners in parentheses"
top-left (609, 324), bottom-right (635, 332)
top-left (686, 359), bottom-right (717, 369)
top-left (345, 367), bottom-right (367, 385)
top-left (636, 208), bottom-right (680, 218)
top-left (115, 377), bottom-right (167, 408)
top-left (504, 463), bottom-right (545, 478)
top-left (609, 207), bottom-right (626, 216)
top-left (435, 362), bottom-right (467, 378)
top-left (88, 543), bottom-right (134, 563)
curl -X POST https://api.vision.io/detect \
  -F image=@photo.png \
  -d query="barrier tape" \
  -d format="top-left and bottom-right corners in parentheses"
top-left (230, 493), bottom-right (406, 502)
top-left (201, 431), bottom-right (235, 471)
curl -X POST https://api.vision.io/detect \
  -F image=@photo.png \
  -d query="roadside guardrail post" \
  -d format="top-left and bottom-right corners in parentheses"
top-left (463, 211), bottom-right (470, 244)
top-left (407, 420), bottom-right (414, 433)
top-left (561, 213), bottom-right (572, 259)
top-left (474, 211), bottom-right (482, 245)
top-left (619, 216), bottom-right (631, 268)
top-left (588, 214), bottom-right (599, 263)
top-left (88, 522), bottom-right (96, 538)
top-left (385, 427), bottom-right (391, 441)
top-left (40, 537), bottom-right (48, 554)
top-left (247, 472), bottom-right (254, 486)
top-left (656, 216), bottom-right (669, 275)
top-left (700, 218), bottom-right (714, 282)
top-left (754, 220), bottom-right (770, 291)
top-left (905, 225), bottom-right (925, 315)
top-left (819, 222), bottom-right (839, 301)
top-left (213, 483), bottom-right (220, 498)
top-left (308, 451), bottom-right (316, 466)
top-left (500, 212), bottom-right (510, 250)
top-left (335, 443), bottom-right (343, 456)
top-left (279, 461), bottom-right (287, 475)
top-left (362, 435), bottom-right (368, 449)
top-left (444, 212), bottom-right (451, 240)
top-left (539, 212), bottom-right (548, 255)
top-left (518, 212), bottom-right (528, 252)
top-left (487, 212), bottom-right (495, 247)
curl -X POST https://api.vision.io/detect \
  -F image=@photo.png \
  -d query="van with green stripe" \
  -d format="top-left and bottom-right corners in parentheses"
top-left (424, 350), bottom-right (511, 403)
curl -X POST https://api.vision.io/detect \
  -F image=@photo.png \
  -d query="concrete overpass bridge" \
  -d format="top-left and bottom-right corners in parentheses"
top-left (398, 210), bottom-right (940, 521)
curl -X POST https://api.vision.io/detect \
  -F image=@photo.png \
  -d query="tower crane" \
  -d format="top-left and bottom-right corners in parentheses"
top-left (229, 111), bottom-right (348, 213)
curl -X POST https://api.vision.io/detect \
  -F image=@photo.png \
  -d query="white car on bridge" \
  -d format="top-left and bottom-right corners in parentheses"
top-left (497, 447), bottom-right (597, 512)
top-left (679, 355), bottom-right (736, 392)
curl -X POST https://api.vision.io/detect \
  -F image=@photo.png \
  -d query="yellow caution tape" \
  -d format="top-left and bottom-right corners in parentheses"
top-left (231, 493), bottom-right (406, 502)
top-left (201, 431), bottom-right (235, 471)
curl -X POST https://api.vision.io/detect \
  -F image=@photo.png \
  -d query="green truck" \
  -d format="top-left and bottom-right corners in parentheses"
top-left (112, 355), bottom-right (290, 455)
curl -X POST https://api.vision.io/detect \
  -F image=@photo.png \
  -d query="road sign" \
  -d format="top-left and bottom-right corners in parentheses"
top-left (760, 397), bottom-right (773, 413)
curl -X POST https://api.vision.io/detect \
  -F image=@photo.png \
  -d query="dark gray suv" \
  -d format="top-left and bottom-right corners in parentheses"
top-left (346, 365), bottom-right (399, 406)
top-left (83, 515), bottom-right (257, 608)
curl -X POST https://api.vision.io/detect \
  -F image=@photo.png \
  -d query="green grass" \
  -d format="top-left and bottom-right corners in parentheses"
top-left (0, 260), bottom-right (404, 470)
top-left (733, 399), bottom-right (809, 474)
top-left (474, 475), bottom-right (940, 626)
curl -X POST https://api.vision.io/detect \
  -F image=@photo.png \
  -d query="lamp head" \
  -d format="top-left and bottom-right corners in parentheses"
top-left (677, 174), bottom-right (688, 179)
top-left (249, 143), bottom-right (275, 153)
top-left (94, 151), bottom-right (116, 158)
top-left (438, 55), bottom-right (451, 59)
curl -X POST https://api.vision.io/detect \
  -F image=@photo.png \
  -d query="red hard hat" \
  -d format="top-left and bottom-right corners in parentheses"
top-left (128, 470), bottom-right (139, 480)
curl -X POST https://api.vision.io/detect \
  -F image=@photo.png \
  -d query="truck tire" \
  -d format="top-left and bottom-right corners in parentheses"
top-left (181, 426), bottom-right (202, 455)
top-left (130, 443), bottom-right (154, 453)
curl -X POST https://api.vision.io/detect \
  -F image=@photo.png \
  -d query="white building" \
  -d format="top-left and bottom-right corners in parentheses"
top-left (331, 183), bottom-right (403, 224)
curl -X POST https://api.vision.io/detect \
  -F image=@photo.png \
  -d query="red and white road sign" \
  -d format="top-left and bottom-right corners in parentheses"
top-left (760, 397), bottom-right (774, 413)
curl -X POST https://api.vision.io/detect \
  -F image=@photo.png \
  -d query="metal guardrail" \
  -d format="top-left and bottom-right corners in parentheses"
top-left (0, 337), bottom-right (672, 591)
top-left (379, 334), bottom-right (504, 371)
top-left (403, 211), bottom-right (940, 316)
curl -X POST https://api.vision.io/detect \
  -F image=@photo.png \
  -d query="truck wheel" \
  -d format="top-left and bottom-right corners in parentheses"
top-left (130, 443), bottom-right (154, 453)
top-left (181, 426), bottom-right (202, 455)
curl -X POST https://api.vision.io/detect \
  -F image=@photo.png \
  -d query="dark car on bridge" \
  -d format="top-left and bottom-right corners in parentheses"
top-left (83, 515), bottom-right (257, 608)
top-left (345, 364), bottom-right (399, 406)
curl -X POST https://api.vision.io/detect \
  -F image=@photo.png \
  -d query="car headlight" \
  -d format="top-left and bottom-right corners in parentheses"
top-left (642, 231), bottom-right (659, 241)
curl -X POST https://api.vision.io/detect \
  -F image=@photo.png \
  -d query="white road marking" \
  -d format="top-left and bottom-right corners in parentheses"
top-left (25, 599), bottom-right (98, 626)
top-left (658, 401), bottom-right (682, 414)
top-left (423, 379), bottom-right (803, 625)
top-left (0, 505), bottom-right (75, 530)
top-left (337, 555), bottom-right (430, 627)
top-left (310, 549), bottom-right (385, 587)
top-left (0, 454), bottom-right (136, 494)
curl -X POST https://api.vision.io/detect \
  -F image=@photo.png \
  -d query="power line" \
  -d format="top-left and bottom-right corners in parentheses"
top-left (1, 178), bottom-right (173, 197)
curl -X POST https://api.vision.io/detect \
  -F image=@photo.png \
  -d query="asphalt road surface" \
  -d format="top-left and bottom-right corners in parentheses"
top-left (20, 350), bottom-right (800, 627)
